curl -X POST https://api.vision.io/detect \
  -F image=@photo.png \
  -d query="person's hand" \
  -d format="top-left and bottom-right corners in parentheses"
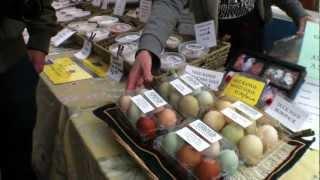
top-left (27, 49), bottom-right (46, 73)
top-left (126, 50), bottom-right (153, 91)
top-left (296, 16), bottom-right (312, 36)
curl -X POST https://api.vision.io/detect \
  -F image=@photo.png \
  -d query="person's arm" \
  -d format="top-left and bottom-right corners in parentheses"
top-left (25, 0), bottom-right (58, 73)
top-left (127, 0), bottom-right (188, 90)
top-left (274, 0), bottom-right (310, 35)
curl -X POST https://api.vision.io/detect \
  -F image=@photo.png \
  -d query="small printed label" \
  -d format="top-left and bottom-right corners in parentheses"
top-left (221, 107), bottom-right (253, 128)
top-left (144, 90), bottom-right (167, 108)
top-left (74, 39), bottom-right (92, 60)
top-left (180, 73), bottom-right (204, 90)
top-left (189, 120), bottom-right (222, 144)
top-left (232, 101), bottom-right (263, 120)
top-left (185, 65), bottom-right (224, 91)
top-left (131, 95), bottom-right (155, 114)
top-left (139, 0), bottom-right (152, 23)
top-left (113, 0), bottom-right (126, 16)
top-left (265, 95), bottom-right (308, 132)
top-left (170, 79), bottom-right (193, 96)
top-left (108, 56), bottom-right (123, 82)
top-left (194, 20), bottom-right (217, 48)
top-left (176, 127), bottom-right (210, 152)
top-left (51, 28), bottom-right (76, 47)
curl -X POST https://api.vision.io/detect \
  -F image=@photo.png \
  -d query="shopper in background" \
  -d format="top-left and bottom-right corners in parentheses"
top-left (0, 0), bottom-right (57, 179)
top-left (127, 0), bottom-right (311, 90)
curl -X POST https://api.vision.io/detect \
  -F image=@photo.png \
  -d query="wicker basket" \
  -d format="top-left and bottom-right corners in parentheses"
top-left (189, 41), bottom-right (231, 70)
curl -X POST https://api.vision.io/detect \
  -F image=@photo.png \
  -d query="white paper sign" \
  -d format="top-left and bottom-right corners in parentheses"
top-left (194, 20), bottom-right (217, 48)
top-left (113, 0), bottom-right (126, 16)
top-left (176, 127), bottom-right (210, 152)
top-left (265, 95), bottom-right (309, 132)
top-left (221, 107), bottom-right (253, 128)
top-left (51, 28), bottom-right (76, 47)
top-left (101, 0), bottom-right (109, 9)
top-left (232, 101), bottom-right (263, 121)
top-left (108, 56), bottom-right (123, 82)
top-left (131, 95), bottom-right (155, 114)
top-left (189, 120), bottom-right (222, 144)
top-left (185, 65), bottom-right (224, 91)
top-left (180, 73), bottom-right (204, 90)
top-left (139, 0), bottom-right (152, 23)
top-left (170, 79), bottom-right (193, 96)
top-left (143, 90), bottom-right (167, 108)
top-left (74, 39), bottom-right (92, 60)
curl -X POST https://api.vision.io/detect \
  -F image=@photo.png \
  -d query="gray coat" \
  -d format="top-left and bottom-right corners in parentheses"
top-left (139, 0), bottom-right (308, 59)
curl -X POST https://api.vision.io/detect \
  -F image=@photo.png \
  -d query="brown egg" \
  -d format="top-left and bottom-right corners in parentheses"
top-left (119, 95), bottom-right (131, 113)
top-left (195, 159), bottom-right (221, 180)
top-left (157, 108), bottom-right (177, 128)
top-left (176, 145), bottom-right (202, 169)
top-left (215, 100), bottom-right (232, 111)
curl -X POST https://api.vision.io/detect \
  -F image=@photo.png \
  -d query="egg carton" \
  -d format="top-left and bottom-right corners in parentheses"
top-left (153, 121), bottom-right (240, 180)
top-left (118, 89), bottom-right (184, 143)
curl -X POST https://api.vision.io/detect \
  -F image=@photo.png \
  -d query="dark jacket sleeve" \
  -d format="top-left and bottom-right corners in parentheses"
top-left (274, 0), bottom-right (308, 25)
top-left (26, 0), bottom-right (58, 54)
top-left (139, 0), bottom-right (188, 61)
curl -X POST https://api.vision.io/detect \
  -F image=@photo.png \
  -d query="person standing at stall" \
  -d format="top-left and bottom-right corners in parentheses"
top-left (0, 0), bottom-right (57, 179)
top-left (127, 0), bottom-right (310, 90)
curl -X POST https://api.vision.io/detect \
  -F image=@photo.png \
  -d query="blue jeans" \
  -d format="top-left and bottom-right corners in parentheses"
top-left (0, 56), bottom-right (38, 180)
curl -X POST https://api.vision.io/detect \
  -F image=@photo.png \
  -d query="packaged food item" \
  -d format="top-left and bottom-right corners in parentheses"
top-left (109, 23), bottom-right (133, 34)
top-left (109, 42), bottom-right (138, 65)
top-left (115, 32), bottom-right (141, 44)
top-left (226, 50), bottom-right (306, 99)
top-left (166, 34), bottom-right (183, 50)
top-left (118, 89), bottom-right (183, 142)
top-left (153, 119), bottom-right (239, 179)
top-left (86, 28), bottom-right (110, 42)
top-left (160, 52), bottom-right (186, 72)
top-left (178, 41), bottom-right (209, 61)
top-left (88, 15), bottom-right (119, 27)
top-left (155, 73), bottom-right (217, 118)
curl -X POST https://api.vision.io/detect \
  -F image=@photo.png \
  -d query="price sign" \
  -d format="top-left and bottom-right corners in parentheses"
top-left (113, 0), bottom-right (126, 16)
top-left (108, 56), bottom-right (123, 82)
top-left (51, 28), bottom-right (76, 47)
top-left (265, 95), bottom-right (309, 132)
top-left (195, 20), bottom-right (217, 48)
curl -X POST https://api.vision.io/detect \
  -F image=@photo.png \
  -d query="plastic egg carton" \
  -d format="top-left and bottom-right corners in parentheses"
top-left (155, 73), bottom-right (218, 119)
top-left (200, 95), bottom-right (288, 166)
top-left (118, 89), bottom-right (184, 143)
top-left (153, 120), bottom-right (240, 179)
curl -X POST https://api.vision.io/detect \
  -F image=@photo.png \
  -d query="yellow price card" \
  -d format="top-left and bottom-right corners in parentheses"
top-left (83, 58), bottom-right (109, 78)
top-left (44, 57), bottom-right (93, 84)
top-left (223, 74), bottom-right (265, 106)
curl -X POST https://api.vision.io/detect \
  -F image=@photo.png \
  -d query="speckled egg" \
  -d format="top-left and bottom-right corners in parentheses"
top-left (178, 95), bottom-right (200, 118)
top-left (159, 82), bottom-right (171, 99)
top-left (195, 159), bottom-right (221, 180)
top-left (257, 125), bottom-right (278, 150)
top-left (203, 111), bottom-right (226, 131)
top-left (119, 95), bottom-right (131, 113)
top-left (239, 135), bottom-right (264, 166)
top-left (157, 108), bottom-right (177, 128)
top-left (128, 104), bottom-right (142, 124)
top-left (196, 91), bottom-right (215, 109)
top-left (218, 150), bottom-right (239, 175)
top-left (203, 142), bottom-right (220, 159)
top-left (177, 145), bottom-right (202, 169)
top-left (221, 123), bottom-right (245, 145)
top-left (161, 132), bottom-right (183, 155)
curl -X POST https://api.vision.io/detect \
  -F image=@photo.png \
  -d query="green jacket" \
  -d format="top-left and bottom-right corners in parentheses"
top-left (0, 0), bottom-right (58, 73)
top-left (139, 0), bottom-right (308, 60)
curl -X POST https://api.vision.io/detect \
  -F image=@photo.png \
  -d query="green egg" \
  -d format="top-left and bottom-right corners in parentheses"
top-left (218, 149), bottom-right (239, 175)
top-left (159, 82), bottom-right (171, 99)
top-left (161, 132), bottom-right (183, 155)
top-left (128, 104), bottom-right (141, 124)
top-left (178, 95), bottom-right (199, 118)
top-left (221, 123), bottom-right (245, 145)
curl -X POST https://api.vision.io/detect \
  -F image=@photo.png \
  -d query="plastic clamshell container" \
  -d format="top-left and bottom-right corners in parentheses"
top-left (115, 32), bottom-right (141, 44)
top-left (178, 41), bottom-right (209, 62)
top-left (160, 52), bottom-right (186, 72)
